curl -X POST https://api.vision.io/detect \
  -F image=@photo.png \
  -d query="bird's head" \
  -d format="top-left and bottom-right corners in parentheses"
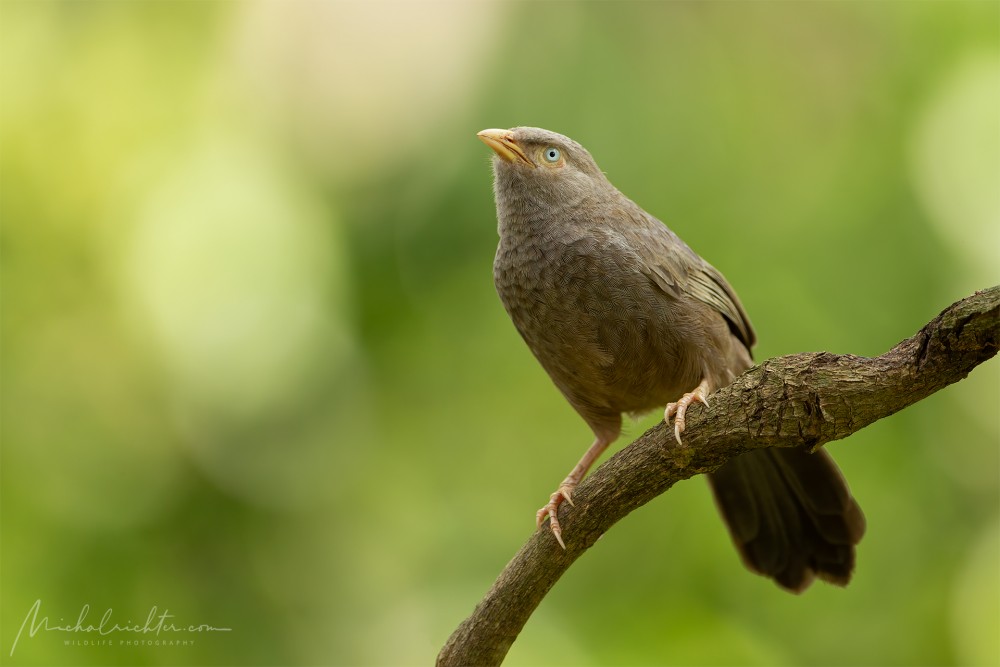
top-left (477, 127), bottom-right (610, 213)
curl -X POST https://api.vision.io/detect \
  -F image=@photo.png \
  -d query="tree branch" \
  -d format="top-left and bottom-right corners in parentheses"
top-left (438, 286), bottom-right (1000, 667)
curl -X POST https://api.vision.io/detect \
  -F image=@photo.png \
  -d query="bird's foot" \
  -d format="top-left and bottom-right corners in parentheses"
top-left (664, 379), bottom-right (712, 446)
top-left (536, 482), bottom-right (576, 550)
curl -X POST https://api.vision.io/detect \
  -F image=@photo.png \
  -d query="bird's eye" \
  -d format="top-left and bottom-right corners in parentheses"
top-left (543, 147), bottom-right (561, 163)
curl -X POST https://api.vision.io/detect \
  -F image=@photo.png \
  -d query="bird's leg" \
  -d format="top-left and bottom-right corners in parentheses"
top-left (536, 435), bottom-right (612, 549)
top-left (664, 378), bottom-right (712, 445)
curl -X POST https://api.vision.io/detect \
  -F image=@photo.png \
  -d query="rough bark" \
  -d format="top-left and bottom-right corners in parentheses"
top-left (438, 286), bottom-right (1000, 667)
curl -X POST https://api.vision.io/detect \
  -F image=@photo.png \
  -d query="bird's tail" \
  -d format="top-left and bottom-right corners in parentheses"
top-left (707, 447), bottom-right (866, 593)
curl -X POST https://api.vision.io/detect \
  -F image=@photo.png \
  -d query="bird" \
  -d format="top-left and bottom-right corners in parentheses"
top-left (477, 126), bottom-right (866, 592)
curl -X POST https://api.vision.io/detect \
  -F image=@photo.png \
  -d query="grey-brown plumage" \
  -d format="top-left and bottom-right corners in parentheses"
top-left (478, 126), bottom-right (865, 592)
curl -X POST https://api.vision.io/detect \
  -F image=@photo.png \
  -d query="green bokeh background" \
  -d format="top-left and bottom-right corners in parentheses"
top-left (2, 2), bottom-right (998, 665)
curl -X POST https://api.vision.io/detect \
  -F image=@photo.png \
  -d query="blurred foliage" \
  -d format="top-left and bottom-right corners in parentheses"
top-left (1, 1), bottom-right (998, 666)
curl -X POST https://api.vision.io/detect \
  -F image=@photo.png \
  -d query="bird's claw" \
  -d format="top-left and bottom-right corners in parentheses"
top-left (664, 380), bottom-right (711, 446)
top-left (535, 484), bottom-right (576, 549)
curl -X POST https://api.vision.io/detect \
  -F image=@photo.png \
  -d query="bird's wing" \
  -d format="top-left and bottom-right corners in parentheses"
top-left (629, 209), bottom-right (757, 352)
top-left (688, 262), bottom-right (756, 350)
top-left (626, 215), bottom-right (693, 300)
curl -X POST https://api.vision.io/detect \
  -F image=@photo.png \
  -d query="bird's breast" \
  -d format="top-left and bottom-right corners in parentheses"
top-left (493, 230), bottom-right (698, 414)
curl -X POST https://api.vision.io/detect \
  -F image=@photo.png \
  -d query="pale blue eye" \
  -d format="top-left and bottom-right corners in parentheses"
top-left (543, 147), bottom-right (560, 163)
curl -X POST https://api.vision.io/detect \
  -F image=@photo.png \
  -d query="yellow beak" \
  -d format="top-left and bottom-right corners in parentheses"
top-left (477, 129), bottom-right (535, 167)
